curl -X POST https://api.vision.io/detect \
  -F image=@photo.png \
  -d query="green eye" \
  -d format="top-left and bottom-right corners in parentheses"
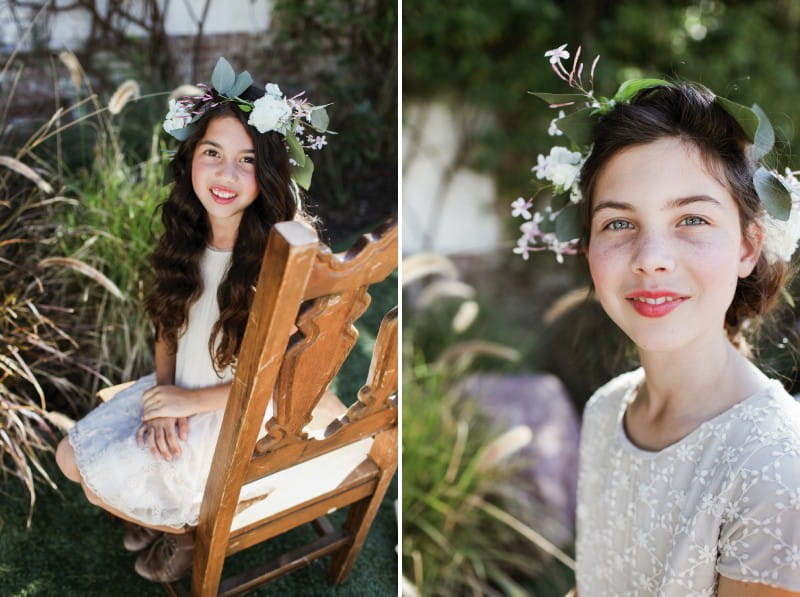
top-left (606, 220), bottom-right (633, 230)
top-left (681, 216), bottom-right (707, 226)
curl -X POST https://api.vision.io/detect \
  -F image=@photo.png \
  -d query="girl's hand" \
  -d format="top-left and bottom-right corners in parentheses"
top-left (135, 417), bottom-right (189, 461)
top-left (142, 384), bottom-right (197, 421)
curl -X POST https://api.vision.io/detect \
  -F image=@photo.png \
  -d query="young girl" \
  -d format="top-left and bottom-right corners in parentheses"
top-left (516, 47), bottom-right (800, 596)
top-left (55, 58), bottom-right (329, 582)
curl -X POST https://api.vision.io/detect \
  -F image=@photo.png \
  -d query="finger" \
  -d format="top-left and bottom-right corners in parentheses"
top-left (136, 424), bottom-right (147, 448)
top-left (155, 426), bottom-right (172, 461)
top-left (164, 424), bottom-right (182, 458)
top-left (147, 425), bottom-right (159, 458)
top-left (177, 417), bottom-right (189, 440)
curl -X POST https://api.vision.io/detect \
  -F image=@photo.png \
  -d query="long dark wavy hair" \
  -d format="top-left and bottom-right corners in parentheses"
top-left (579, 83), bottom-right (789, 346)
top-left (146, 84), bottom-right (302, 373)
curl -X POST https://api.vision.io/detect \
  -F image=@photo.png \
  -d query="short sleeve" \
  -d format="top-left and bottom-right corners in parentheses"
top-left (717, 446), bottom-right (800, 591)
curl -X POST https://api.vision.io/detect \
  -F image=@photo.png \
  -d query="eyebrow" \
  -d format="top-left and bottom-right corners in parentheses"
top-left (592, 194), bottom-right (722, 216)
top-left (198, 139), bottom-right (255, 153)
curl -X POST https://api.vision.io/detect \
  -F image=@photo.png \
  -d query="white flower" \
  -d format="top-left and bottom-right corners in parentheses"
top-left (511, 197), bottom-right (532, 219)
top-left (532, 154), bottom-right (549, 179)
top-left (542, 146), bottom-right (583, 192)
top-left (162, 99), bottom-right (193, 133)
top-left (310, 135), bottom-right (327, 150)
top-left (761, 200), bottom-right (800, 263)
top-left (248, 93), bottom-right (293, 134)
top-left (548, 110), bottom-right (565, 136)
top-left (265, 82), bottom-right (283, 99)
top-left (544, 44), bottom-right (570, 65)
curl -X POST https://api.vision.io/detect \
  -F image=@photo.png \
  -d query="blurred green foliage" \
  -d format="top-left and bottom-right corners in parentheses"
top-left (404, 0), bottom-right (800, 195)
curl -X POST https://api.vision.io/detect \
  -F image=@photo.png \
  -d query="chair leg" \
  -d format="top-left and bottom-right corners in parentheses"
top-left (329, 428), bottom-right (397, 584)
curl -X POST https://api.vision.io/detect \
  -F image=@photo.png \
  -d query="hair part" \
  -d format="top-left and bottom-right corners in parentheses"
top-left (578, 83), bottom-right (788, 345)
top-left (146, 84), bottom-right (307, 372)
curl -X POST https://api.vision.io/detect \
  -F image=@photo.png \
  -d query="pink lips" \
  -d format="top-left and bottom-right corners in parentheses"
top-left (625, 290), bottom-right (687, 318)
top-left (209, 185), bottom-right (237, 205)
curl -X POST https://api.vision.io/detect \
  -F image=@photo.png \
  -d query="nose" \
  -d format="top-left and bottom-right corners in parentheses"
top-left (215, 158), bottom-right (238, 181)
top-left (631, 230), bottom-right (676, 275)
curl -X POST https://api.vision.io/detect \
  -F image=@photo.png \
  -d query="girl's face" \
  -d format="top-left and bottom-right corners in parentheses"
top-left (586, 137), bottom-right (761, 354)
top-left (191, 116), bottom-right (259, 233)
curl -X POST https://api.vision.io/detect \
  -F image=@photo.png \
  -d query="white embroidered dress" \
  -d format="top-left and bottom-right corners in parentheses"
top-left (576, 369), bottom-right (800, 596)
top-left (68, 247), bottom-right (259, 529)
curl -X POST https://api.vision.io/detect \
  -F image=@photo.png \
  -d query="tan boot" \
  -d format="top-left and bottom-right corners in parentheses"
top-left (123, 522), bottom-right (161, 552)
top-left (134, 532), bottom-right (195, 582)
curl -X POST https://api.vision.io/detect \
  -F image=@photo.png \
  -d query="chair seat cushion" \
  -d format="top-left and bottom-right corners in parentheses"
top-left (231, 392), bottom-right (374, 531)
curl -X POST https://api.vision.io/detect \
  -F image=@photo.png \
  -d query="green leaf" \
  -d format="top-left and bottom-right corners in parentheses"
top-left (557, 107), bottom-right (596, 148)
top-left (237, 103), bottom-right (253, 113)
top-left (310, 106), bottom-right (330, 132)
top-left (551, 192), bottom-right (570, 211)
top-left (716, 96), bottom-right (758, 143)
top-left (211, 57), bottom-right (236, 94)
top-left (529, 92), bottom-right (588, 106)
top-left (612, 78), bottom-right (671, 103)
top-left (168, 124), bottom-right (194, 142)
top-left (538, 212), bottom-right (556, 234)
top-left (753, 166), bottom-right (792, 221)
top-left (555, 202), bottom-right (583, 242)
top-left (291, 155), bottom-right (314, 190)
top-left (751, 104), bottom-right (775, 161)
top-left (230, 70), bottom-right (254, 97)
top-left (286, 132), bottom-right (306, 167)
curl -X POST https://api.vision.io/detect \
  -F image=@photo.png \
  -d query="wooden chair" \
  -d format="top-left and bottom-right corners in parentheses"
top-left (180, 216), bottom-right (397, 595)
top-left (93, 218), bottom-right (396, 594)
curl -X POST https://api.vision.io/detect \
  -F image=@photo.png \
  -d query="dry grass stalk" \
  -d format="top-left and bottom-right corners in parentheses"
top-left (38, 257), bottom-right (124, 300)
top-left (108, 79), bottom-right (141, 115)
top-left (402, 253), bottom-right (459, 285)
top-left (58, 50), bottom-right (83, 91)
top-left (0, 156), bottom-right (53, 194)
top-left (476, 425), bottom-right (533, 472)
top-left (169, 84), bottom-right (204, 101)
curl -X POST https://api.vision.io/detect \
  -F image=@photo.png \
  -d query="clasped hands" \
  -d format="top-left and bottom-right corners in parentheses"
top-left (136, 384), bottom-right (196, 461)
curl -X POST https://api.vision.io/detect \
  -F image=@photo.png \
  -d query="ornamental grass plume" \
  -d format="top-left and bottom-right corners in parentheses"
top-left (107, 79), bottom-right (141, 115)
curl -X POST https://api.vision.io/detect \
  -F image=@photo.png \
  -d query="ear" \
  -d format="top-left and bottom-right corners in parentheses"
top-left (738, 221), bottom-right (763, 278)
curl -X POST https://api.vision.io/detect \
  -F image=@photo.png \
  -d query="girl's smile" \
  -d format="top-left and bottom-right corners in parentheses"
top-left (586, 137), bottom-right (761, 353)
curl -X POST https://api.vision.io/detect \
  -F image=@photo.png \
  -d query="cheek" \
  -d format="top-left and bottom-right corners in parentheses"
top-left (586, 242), bottom-right (621, 295)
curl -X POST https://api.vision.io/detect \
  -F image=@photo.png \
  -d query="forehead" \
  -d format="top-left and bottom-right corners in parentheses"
top-left (592, 137), bottom-right (734, 208)
top-left (197, 115), bottom-right (254, 149)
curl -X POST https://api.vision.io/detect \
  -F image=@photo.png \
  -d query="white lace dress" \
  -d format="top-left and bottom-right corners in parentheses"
top-left (576, 368), bottom-right (800, 596)
top-left (68, 247), bottom-right (265, 530)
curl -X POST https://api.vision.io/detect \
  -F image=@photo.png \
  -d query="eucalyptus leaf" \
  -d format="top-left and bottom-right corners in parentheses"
top-left (168, 125), bottom-right (194, 142)
top-left (538, 213), bottom-right (556, 234)
top-left (286, 133), bottom-right (307, 167)
top-left (613, 78), bottom-right (671, 103)
top-left (716, 96), bottom-right (758, 143)
top-left (551, 192), bottom-right (570, 211)
top-left (291, 155), bottom-right (314, 190)
top-left (230, 71), bottom-right (254, 98)
top-left (555, 202), bottom-right (583, 242)
top-left (310, 107), bottom-right (329, 132)
top-left (753, 166), bottom-right (792, 221)
top-left (530, 92), bottom-right (588, 106)
top-left (211, 57), bottom-right (236, 94)
top-left (557, 107), bottom-right (596, 148)
top-left (751, 104), bottom-right (775, 161)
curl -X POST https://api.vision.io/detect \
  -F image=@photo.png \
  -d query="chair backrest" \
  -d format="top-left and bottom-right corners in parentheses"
top-left (193, 216), bottom-right (397, 591)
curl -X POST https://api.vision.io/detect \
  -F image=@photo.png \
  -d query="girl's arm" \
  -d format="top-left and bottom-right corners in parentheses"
top-left (718, 577), bottom-right (800, 596)
top-left (154, 334), bottom-right (176, 386)
top-left (140, 381), bottom-right (232, 421)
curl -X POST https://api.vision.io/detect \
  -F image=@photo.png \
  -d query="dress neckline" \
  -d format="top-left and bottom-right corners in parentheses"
top-left (616, 369), bottom-right (778, 458)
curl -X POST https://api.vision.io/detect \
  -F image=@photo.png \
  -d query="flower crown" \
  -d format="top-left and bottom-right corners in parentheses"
top-left (512, 44), bottom-right (800, 264)
top-left (163, 57), bottom-right (331, 190)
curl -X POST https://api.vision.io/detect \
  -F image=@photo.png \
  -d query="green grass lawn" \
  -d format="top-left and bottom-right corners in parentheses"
top-left (0, 272), bottom-right (398, 597)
